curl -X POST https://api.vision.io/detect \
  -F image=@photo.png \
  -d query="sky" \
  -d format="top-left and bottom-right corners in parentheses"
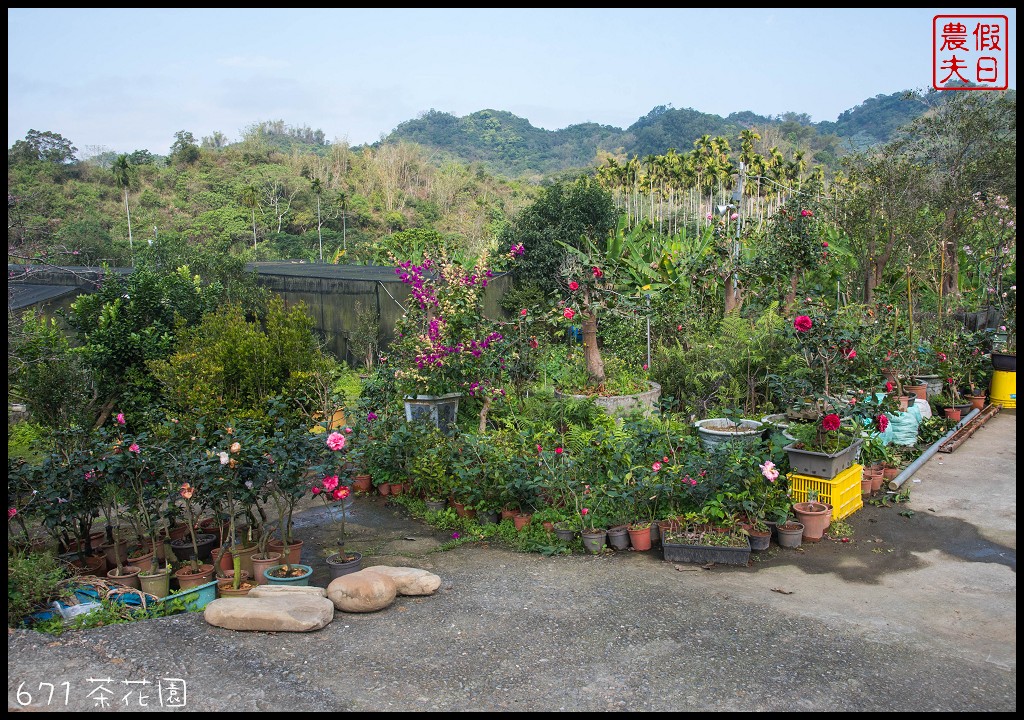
top-left (7, 8), bottom-right (1018, 158)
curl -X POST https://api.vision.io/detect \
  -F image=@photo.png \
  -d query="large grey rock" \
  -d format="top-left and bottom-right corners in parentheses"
top-left (204, 594), bottom-right (334, 632)
top-left (327, 569), bottom-right (397, 612)
top-left (247, 585), bottom-right (328, 598)
top-left (365, 566), bottom-right (441, 596)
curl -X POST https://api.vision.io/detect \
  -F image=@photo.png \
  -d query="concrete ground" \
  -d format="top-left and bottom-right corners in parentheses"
top-left (7, 411), bottom-right (1015, 712)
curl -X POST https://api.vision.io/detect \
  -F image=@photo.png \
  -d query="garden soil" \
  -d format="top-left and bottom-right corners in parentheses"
top-left (8, 412), bottom-right (1015, 712)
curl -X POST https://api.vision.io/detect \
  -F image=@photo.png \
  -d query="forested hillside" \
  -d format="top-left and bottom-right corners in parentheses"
top-left (383, 90), bottom-right (938, 177)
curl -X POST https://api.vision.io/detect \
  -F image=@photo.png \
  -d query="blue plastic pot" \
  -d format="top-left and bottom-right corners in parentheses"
top-left (264, 564), bottom-right (313, 587)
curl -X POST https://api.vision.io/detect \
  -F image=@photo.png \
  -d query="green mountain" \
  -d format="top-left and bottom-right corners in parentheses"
top-left (382, 90), bottom-right (935, 177)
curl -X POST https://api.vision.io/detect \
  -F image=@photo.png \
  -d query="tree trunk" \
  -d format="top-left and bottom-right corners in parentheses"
top-left (581, 315), bottom-right (605, 384)
top-left (941, 209), bottom-right (960, 301)
top-left (783, 271), bottom-right (800, 313)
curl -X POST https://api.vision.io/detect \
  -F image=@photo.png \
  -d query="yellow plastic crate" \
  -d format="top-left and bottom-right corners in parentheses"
top-left (788, 463), bottom-right (863, 522)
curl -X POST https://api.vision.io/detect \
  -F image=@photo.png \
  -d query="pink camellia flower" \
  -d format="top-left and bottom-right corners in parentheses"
top-left (663, 456), bottom-right (669, 463)
top-left (690, 478), bottom-right (697, 486)
top-left (8, 508), bottom-right (17, 520)
top-left (311, 486), bottom-right (321, 495)
top-left (592, 267), bottom-right (603, 279)
top-left (730, 212), bottom-right (739, 221)
top-left (642, 364), bottom-right (648, 371)
top-left (116, 413), bottom-right (125, 425)
top-left (706, 213), bottom-right (713, 220)
top-left (677, 325), bottom-right (682, 331)
top-left (322, 475), bottom-right (340, 492)
top-left (794, 315), bottom-right (813, 332)
top-left (520, 308), bottom-right (528, 316)
top-left (885, 381), bottom-right (893, 393)
top-left (845, 348), bottom-right (856, 360)
top-left (537, 444), bottom-right (542, 453)
top-left (581, 508), bottom-right (589, 516)
top-left (128, 443), bottom-right (140, 454)
top-left (555, 447), bottom-right (563, 455)
top-left (563, 308), bottom-right (576, 320)
top-left (759, 460), bottom-right (779, 482)
top-left (801, 209), bottom-right (813, 217)
top-left (344, 426), bottom-right (353, 434)
top-left (85, 470), bottom-right (96, 480)
top-left (822, 413), bottom-right (842, 432)
top-left (332, 486), bottom-right (350, 501)
top-left (877, 414), bottom-right (889, 432)
top-left (937, 352), bottom-right (948, 362)
top-left (947, 377), bottom-right (955, 385)
top-left (822, 241), bottom-right (829, 248)
top-left (568, 281), bottom-right (579, 291)
top-left (652, 462), bottom-right (662, 472)
top-left (326, 431), bottom-right (346, 451)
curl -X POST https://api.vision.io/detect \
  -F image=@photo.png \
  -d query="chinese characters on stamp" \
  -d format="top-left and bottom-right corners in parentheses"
top-left (933, 15), bottom-right (1010, 91)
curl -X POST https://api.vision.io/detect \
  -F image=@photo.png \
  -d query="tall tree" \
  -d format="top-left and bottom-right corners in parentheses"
top-left (897, 91), bottom-right (1016, 300)
top-left (310, 178), bottom-right (324, 261)
top-left (240, 184), bottom-right (260, 250)
top-left (112, 154), bottom-right (136, 262)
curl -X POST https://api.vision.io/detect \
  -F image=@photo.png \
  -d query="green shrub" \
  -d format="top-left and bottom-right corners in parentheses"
top-left (8, 552), bottom-right (69, 627)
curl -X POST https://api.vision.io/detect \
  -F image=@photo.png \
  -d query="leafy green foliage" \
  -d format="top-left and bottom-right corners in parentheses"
top-left (7, 551), bottom-right (69, 627)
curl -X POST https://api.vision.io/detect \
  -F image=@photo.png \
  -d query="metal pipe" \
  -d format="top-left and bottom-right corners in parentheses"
top-left (888, 407), bottom-right (980, 491)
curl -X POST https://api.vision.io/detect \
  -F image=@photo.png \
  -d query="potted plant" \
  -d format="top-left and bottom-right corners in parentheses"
top-left (661, 516), bottom-right (752, 565)
top-left (783, 412), bottom-right (864, 479)
top-left (309, 474), bottom-right (360, 580)
top-left (389, 248), bottom-right (513, 434)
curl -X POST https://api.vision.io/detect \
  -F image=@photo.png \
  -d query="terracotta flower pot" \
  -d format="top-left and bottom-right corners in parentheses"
top-left (628, 524), bottom-right (653, 551)
top-left (389, 482), bottom-right (405, 496)
top-left (944, 407), bottom-right (962, 422)
top-left (217, 579), bottom-right (254, 598)
top-left (126, 548), bottom-right (155, 574)
top-left (377, 483), bottom-right (391, 496)
top-left (174, 563), bottom-right (215, 590)
top-left (352, 474), bottom-right (373, 493)
top-left (250, 552), bottom-right (282, 585)
top-left (500, 508), bottom-right (520, 521)
top-left (267, 538), bottom-right (303, 565)
top-left (970, 395), bottom-right (986, 411)
top-left (106, 565), bottom-right (142, 589)
top-left (513, 513), bottom-right (532, 531)
top-left (791, 502), bottom-right (830, 542)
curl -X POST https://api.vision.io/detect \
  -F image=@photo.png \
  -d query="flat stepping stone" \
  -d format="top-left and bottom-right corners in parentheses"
top-left (327, 569), bottom-right (397, 612)
top-left (204, 593), bottom-right (334, 632)
top-left (365, 566), bottom-right (441, 595)
top-left (248, 585), bottom-right (328, 598)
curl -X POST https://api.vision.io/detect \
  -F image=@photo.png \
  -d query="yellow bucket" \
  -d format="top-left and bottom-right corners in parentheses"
top-left (990, 370), bottom-right (1016, 409)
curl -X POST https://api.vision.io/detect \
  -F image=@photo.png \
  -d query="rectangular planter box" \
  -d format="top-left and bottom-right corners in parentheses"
top-left (661, 536), bottom-right (751, 565)
top-left (784, 438), bottom-right (863, 479)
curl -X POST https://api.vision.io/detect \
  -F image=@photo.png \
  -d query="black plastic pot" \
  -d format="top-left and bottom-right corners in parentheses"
top-left (170, 533), bottom-right (217, 562)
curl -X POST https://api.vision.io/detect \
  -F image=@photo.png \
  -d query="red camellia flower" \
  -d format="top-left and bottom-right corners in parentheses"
top-left (801, 209), bottom-right (813, 217)
top-left (885, 381), bottom-right (894, 393)
top-left (592, 267), bottom-right (603, 279)
top-left (822, 241), bottom-right (829, 248)
top-left (821, 413), bottom-right (842, 432)
top-left (568, 281), bottom-right (579, 291)
top-left (555, 447), bottom-right (563, 454)
top-left (794, 315), bottom-right (813, 333)
top-left (877, 414), bottom-right (889, 432)
top-left (563, 308), bottom-right (576, 320)
top-left (520, 308), bottom-right (528, 316)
